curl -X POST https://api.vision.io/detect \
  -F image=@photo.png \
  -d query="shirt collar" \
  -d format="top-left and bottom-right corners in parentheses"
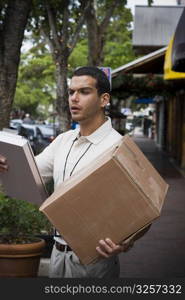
top-left (72, 117), bottom-right (112, 145)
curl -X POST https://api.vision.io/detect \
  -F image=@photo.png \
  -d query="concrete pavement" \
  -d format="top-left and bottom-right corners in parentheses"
top-left (38, 127), bottom-right (185, 278)
top-left (119, 128), bottom-right (185, 278)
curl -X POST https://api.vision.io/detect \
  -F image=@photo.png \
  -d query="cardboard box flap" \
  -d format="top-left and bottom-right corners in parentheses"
top-left (114, 135), bottom-right (169, 214)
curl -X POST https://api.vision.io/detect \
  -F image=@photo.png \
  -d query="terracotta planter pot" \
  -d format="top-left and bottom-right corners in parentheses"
top-left (0, 238), bottom-right (46, 277)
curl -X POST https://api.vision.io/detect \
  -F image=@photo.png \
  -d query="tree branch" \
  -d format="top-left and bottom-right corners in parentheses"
top-left (61, 1), bottom-right (70, 50)
top-left (45, 0), bottom-right (61, 50)
top-left (40, 27), bottom-right (55, 56)
top-left (68, 0), bottom-right (91, 55)
top-left (99, 2), bottom-right (119, 36)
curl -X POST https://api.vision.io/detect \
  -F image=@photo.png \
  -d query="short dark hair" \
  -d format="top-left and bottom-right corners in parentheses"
top-left (73, 66), bottom-right (111, 95)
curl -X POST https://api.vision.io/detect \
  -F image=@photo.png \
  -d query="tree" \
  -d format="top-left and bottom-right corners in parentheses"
top-left (31, 0), bottom-right (91, 132)
top-left (69, 2), bottom-right (135, 70)
top-left (103, 4), bottom-right (135, 68)
top-left (0, 0), bottom-right (32, 129)
top-left (14, 48), bottom-right (55, 119)
top-left (69, 39), bottom-right (88, 74)
top-left (148, 0), bottom-right (154, 6)
top-left (15, 0), bottom-right (135, 118)
top-left (85, 0), bottom-right (127, 66)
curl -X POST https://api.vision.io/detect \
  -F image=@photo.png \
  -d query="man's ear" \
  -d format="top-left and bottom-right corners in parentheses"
top-left (100, 93), bottom-right (110, 108)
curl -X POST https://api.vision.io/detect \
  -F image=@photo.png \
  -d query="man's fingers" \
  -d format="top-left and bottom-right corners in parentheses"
top-left (0, 165), bottom-right (8, 171)
top-left (97, 238), bottom-right (123, 258)
top-left (0, 156), bottom-right (8, 171)
top-left (99, 239), bottom-right (113, 254)
top-left (96, 237), bottom-right (131, 259)
top-left (96, 246), bottom-right (109, 258)
top-left (104, 238), bottom-right (124, 252)
top-left (0, 163), bottom-right (8, 171)
top-left (0, 155), bottom-right (6, 162)
top-left (104, 238), bottom-right (116, 248)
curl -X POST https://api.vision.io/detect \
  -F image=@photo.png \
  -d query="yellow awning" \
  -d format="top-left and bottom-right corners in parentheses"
top-left (164, 37), bottom-right (185, 80)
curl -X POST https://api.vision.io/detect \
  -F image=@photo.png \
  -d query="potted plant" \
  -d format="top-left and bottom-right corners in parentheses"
top-left (0, 190), bottom-right (53, 277)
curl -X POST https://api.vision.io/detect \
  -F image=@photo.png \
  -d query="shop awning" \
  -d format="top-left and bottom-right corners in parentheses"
top-left (112, 47), bottom-right (167, 78)
top-left (134, 98), bottom-right (154, 104)
top-left (164, 36), bottom-right (185, 80)
top-left (172, 8), bottom-right (185, 72)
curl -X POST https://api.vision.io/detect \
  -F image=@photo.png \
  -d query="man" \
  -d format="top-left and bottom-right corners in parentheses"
top-left (0, 67), bottom-right (149, 278)
top-left (23, 113), bottom-right (34, 124)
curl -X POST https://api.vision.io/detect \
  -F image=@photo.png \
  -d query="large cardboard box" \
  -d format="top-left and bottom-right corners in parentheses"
top-left (40, 135), bottom-right (169, 264)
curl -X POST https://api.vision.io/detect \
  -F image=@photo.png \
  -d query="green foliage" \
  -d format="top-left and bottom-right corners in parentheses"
top-left (28, 0), bottom-right (89, 52)
top-left (12, 0), bottom-right (136, 121)
top-left (68, 39), bottom-right (88, 73)
top-left (14, 49), bottom-right (55, 118)
top-left (104, 40), bottom-right (136, 69)
top-left (94, 0), bottom-right (127, 23)
top-left (68, 3), bottom-right (135, 70)
top-left (103, 5), bottom-right (136, 68)
top-left (148, 0), bottom-right (154, 6)
top-left (0, 191), bottom-right (53, 244)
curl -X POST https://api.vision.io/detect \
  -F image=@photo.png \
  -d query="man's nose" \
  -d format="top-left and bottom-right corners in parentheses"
top-left (70, 91), bottom-right (79, 102)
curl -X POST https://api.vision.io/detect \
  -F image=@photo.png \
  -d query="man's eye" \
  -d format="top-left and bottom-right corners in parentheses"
top-left (68, 90), bottom-right (74, 95)
top-left (80, 89), bottom-right (91, 94)
top-left (68, 88), bottom-right (91, 95)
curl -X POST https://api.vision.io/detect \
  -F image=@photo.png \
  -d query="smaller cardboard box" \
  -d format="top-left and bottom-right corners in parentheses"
top-left (40, 135), bottom-right (169, 264)
top-left (0, 131), bottom-right (48, 205)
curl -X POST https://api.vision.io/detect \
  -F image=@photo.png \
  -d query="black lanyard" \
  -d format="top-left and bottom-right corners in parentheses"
top-left (55, 138), bottom-right (92, 238)
top-left (63, 138), bottom-right (92, 181)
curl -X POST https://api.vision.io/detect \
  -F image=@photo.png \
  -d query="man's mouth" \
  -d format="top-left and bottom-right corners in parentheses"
top-left (70, 106), bottom-right (81, 113)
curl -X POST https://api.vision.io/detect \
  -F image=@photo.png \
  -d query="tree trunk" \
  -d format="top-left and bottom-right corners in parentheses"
top-left (86, 3), bottom-right (104, 66)
top-left (55, 57), bottom-right (71, 132)
top-left (42, 0), bottom-right (91, 132)
top-left (86, 1), bottom-right (121, 67)
top-left (0, 0), bottom-right (32, 130)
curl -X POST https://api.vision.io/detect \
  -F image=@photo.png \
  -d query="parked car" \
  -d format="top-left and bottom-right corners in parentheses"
top-left (18, 124), bottom-right (55, 155)
top-left (125, 119), bottom-right (134, 131)
top-left (9, 119), bottom-right (23, 130)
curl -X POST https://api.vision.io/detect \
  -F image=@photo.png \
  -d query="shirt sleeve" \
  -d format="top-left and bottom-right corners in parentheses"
top-left (35, 134), bottom-right (62, 183)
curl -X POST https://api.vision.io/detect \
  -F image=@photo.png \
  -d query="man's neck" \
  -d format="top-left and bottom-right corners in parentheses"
top-left (79, 115), bottom-right (107, 136)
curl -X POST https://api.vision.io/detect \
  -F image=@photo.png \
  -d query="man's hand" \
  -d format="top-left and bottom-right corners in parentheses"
top-left (95, 224), bottom-right (151, 259)
top-left (0, 155), bottom-right (8, 172)
top-left (96, 238), bottom-right (134, 258)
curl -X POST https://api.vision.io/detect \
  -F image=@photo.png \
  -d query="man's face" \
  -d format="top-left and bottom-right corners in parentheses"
top-left (68, 75), bottom-right (107, 123)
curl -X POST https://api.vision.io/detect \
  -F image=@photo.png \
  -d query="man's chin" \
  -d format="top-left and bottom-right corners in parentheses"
top-left (71, 115), bottom-right (83, 122)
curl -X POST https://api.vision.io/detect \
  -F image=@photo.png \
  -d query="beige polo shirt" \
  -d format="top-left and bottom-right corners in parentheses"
top-left (36, 117), bottom-right (122, 244)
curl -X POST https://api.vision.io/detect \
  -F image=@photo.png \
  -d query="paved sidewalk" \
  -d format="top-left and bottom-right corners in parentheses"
top-left (119, 129), bottom-right (185, 278)
top-left (38, 258), bottom-right (50, 277)
top-left (38, 128), bottom-right (185, 278)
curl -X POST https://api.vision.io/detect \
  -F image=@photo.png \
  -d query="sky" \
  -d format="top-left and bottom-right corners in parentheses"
top-left (126, 0), bottom-right (177, 14)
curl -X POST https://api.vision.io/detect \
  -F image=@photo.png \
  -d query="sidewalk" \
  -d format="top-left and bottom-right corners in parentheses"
top-left (38, 258), bottom-right (50, 277)
top-left (119, 128), bottom-right (185, 278)
top-left (38, 127), bottom-right (185, 278)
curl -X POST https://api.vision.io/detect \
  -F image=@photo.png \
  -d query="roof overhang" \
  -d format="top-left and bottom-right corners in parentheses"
top-left (111, 47), bottom-right (167, 78)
